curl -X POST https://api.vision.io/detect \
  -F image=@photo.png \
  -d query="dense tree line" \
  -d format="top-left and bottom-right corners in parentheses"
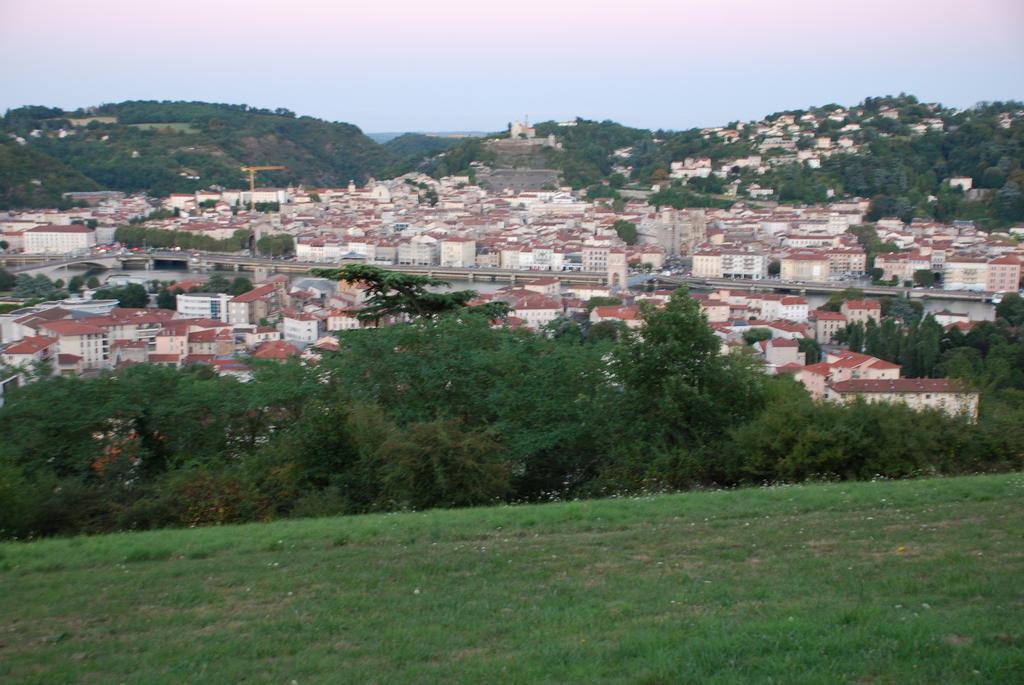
top-left (114, 225), bottom-right (254, 252)
top-left (2, 275), bottom-right (1020, 539)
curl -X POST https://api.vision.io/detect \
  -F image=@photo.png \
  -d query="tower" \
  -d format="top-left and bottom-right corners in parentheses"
top-left (607, 249), bottom-right (628, 294)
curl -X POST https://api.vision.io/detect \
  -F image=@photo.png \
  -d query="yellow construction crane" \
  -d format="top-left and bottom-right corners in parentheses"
top-left (240, 165), bottom-right (286, 211)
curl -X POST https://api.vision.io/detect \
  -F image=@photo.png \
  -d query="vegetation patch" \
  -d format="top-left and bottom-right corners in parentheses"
top-left (125, 122), bottom-right (199, 134)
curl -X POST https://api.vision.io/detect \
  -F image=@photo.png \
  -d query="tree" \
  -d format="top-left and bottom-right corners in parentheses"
top-left (376, 419), bottom-right (509, 509)
top-left (93, 283), bottom-right (149, 308)
top-left (67, 275), bottom-right (84, 294)
top-left (205, 273), bottom-right (230, 293)
top-left (613, 219), bottom-right (638, 245)
top-left (840, 321), bottom-right (866, 353)
top-left (900, 315), bottom-right (943, 378)
top-left (13, 274), bottom-right (61, 299)
top-left (881, 297), bottom-right (923, 324)
top-left (743, 328), bottom-right (773, 346)
top-left (0, 267), bottom-right (15, 291)
top-left (420, 188), bottom-right (439, 207)
top-left (0, 240), bottom-right (9, 251)
top-left (995, 292), bottom-right (1024, 327)
top-left (156, 287), bottom-right (181, 310)
top-left (228, 277), bottom-right (254, 297)
top-left (768, 260), bottom-right (781, 277)
top-left (798, 337), bottom-right (822, 364)
top-left (585, 319), bottom-right (627, 343)
top-left (913, 269), bottom-right (935, 287)
top-left (311, 264), bottom-right (504, 323)
top-left (256, 234), bottom-right (294, 257)
top-left (607, 289), bottom-right (765, 486)
top-left (823, 288), bottom-right (865, 312)
top-left (86, 276), bottom-right (100, 289)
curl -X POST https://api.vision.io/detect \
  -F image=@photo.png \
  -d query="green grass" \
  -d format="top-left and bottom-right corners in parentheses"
top-left (2, 474), bottom-right (1023, 684)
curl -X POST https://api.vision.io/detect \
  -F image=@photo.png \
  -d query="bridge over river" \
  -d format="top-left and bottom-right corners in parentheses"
top-left (2, 252), bottom-right (994, 305)
top-left (0, 251), bottom-right (611, 286)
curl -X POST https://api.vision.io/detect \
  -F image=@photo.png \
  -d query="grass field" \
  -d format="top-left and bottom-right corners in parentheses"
top-left (2, 474), bottom-right (1023, 684)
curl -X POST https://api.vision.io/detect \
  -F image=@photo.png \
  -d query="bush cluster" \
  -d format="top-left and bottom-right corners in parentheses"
top-left (1, 292), bottom-right (1021, 539)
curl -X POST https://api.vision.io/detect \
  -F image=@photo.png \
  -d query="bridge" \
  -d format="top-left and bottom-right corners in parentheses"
top-left (1, 251), bottom-right (612, 286)
top-left (656, 275), bottom-right (993, 303)
top-left (2, 251), bottom-right (998, 300)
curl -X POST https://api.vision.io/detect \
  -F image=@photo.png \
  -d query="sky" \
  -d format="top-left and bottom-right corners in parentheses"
top-left (1, 0), bottom-right (1022, 133)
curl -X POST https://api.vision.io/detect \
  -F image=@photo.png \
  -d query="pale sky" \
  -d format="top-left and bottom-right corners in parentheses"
top-left (1, 0), bottom-right (1022, 133)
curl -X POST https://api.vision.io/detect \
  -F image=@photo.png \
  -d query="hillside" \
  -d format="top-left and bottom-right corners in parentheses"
top-left (0, 101), bottom-right (402, 200)
top-left (3, 96), bottom-right (1023, 227)
top-left (559, 96), bottom-right (1024, 227)
top-left (1, 474), bottom-right (1022, 684)
top-left (0, 139), bottom-right (100, 209)
top-left (381, 133), bottom-right (462, 163)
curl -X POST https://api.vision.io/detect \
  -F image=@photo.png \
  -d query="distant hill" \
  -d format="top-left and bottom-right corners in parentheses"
top-left (0, 101), bottom-right (403, 202)
top-left (382, 133), bottom-right (462, 163)
top-left (3, 97), bottom-right (1023, 227)
top-left (0, 138), bottom-right (100, 209)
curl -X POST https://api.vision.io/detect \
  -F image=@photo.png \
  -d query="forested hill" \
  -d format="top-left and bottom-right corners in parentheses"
top-left (423, 96), bottom-right (1024, 228)
top-left (0, 101), bottom-right (404, 206)
top-left (0, 138), bottom-right (100, 209)
top-left (3, 96), bottom-right (1023, 227)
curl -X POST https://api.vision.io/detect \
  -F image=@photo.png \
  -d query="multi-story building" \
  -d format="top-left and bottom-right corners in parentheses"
top-left (23, 224), bottom-right (97, 254)
top-left (781, 252), bottom-right (830, 281)
top-left (397, 236), bottom-right (439, 266)
top-left (796, 351), bottom-right (901, 400)
top-left (840, 299), bottom-right (882, 325)
top-left (282, 310), bottom-right (324, 343)
top-left (0, 335), bottom-right (59, 376)
top-left (692, 249), bottom-right (722, 278)
top-left (808, 310), bottom-right (847, 343)
top-left (875, 251), bottom-right (931, 283)
top-left (439, 238), bottom-right (477, 267)
top-left (825, 378), bottom-right (979, 421)
top-left (227, 283), bottom-right (280, 325)
top-left (176, 292), bottom-right (231, 322)
top-left (943, 256), bottom-right (988, 292)
top-left (825, 247), bottom-right (867, 277)
top-left (582, 245), bottom-right (610, 272)
top-left (986, 256), bottom-right (1021, 293)
top-left (37, 319), bottom-right (109, 369)
top-left (721, 249), bottom-right (768, 280)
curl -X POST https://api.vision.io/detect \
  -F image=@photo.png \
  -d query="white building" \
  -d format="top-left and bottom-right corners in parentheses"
top-left (282, 311), bottom-right (324, 343)
top-left (398, 235), bottom-right (439, 266)
top-left (176, 292), bottom-right (231, 322)
top-left (440, 238), bottom-right (477, 267)
top-left (721, 250), bottom-right (768, 280)
top-left (23, 225), bottom-right (96, 254)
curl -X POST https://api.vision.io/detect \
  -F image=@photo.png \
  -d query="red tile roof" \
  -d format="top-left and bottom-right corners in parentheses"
top-left (252, 340), bottom-right (300, 360)
top-left (829, 378), bottom-right (971, 394)
top-left (2, 335), bottom-right (57, 355)
top-left (39, 320), bottom-right (105, 336)
top-left (843, 299), bottom-right (881, 310)
top-left (26, 224), bottom-right (93, 233)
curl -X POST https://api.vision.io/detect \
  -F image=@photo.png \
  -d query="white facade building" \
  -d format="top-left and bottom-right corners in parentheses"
top-left (23, 225), bottom-right (96, 254)
top-left (176, 293), bottom-right (231, 322)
